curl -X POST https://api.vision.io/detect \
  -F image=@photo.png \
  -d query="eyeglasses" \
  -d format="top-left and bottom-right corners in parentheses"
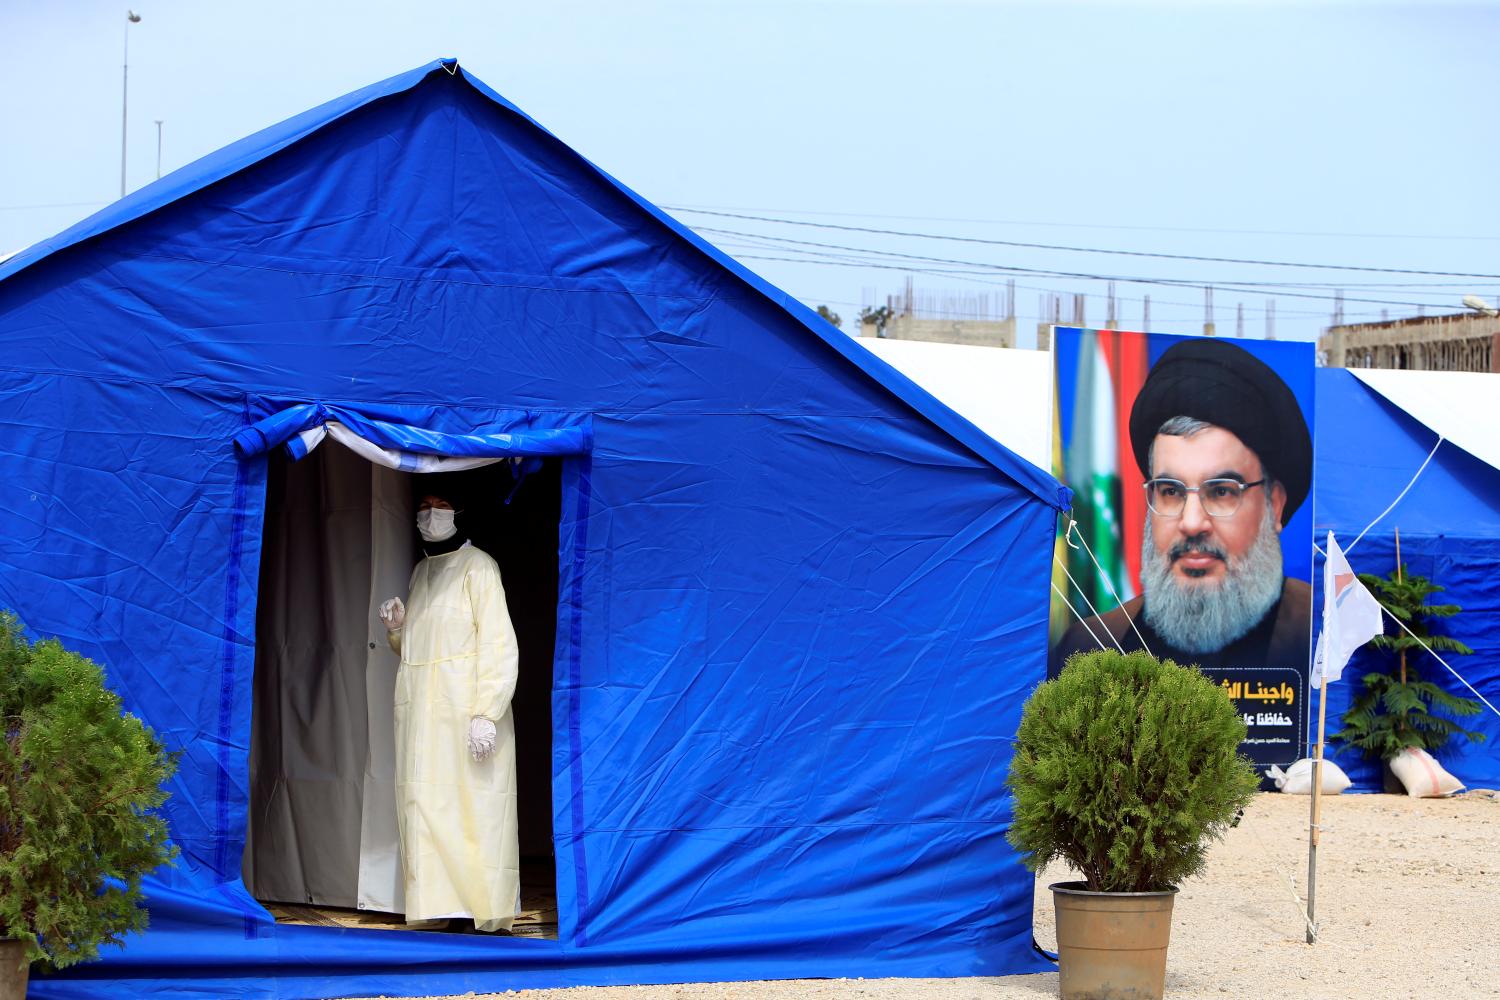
top-left (1143, 478), bottom-right (1266, 518)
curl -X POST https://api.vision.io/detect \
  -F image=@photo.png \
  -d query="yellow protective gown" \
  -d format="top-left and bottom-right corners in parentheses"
top-left (387, 543), bottom-right (520, 931)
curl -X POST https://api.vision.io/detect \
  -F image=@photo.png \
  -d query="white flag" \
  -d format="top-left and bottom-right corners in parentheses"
top-left (1312, 532), bottom-right (1385, 689)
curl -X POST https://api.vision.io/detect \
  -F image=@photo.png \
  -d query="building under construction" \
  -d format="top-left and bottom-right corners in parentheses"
top-left (858, 278), bottom-right (1016, 347)
top-left (1321, 312), bottom-right (1499, 372)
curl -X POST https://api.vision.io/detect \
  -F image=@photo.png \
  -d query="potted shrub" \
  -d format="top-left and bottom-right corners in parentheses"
top-left (1007, 649), bottom-right (1258, 1000)
top-left (1332, 561), bottom-right (1483, 789)
top-left (0, 612), bottom-right (178, 996)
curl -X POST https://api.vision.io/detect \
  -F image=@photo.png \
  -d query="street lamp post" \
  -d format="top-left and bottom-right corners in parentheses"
top-left (121, 10), bottom-right (141, 199)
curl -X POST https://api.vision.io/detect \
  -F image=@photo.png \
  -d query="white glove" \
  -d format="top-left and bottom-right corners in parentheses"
top-left (379, 597), bottom-right (405, 631)
top-left (468, 717), bottom-right (497, 762)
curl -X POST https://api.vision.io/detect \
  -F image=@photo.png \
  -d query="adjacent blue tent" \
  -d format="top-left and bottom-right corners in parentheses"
top-left (0, 60), bottom-right (1067, 999)
top-left (1313, 369), bottom-right (1500, 791)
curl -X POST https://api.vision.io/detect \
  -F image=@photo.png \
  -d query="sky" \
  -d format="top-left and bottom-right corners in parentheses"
top-left (3, 0), bottom-right (1498, 347)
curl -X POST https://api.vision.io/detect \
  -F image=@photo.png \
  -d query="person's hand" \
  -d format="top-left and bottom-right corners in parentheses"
top-left (379, 597), bottom-right (405, 631)
top-left (468, 717), bottom-right (497, 762)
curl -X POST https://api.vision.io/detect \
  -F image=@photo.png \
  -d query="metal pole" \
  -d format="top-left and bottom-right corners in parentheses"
top-left (121, 24), bottom-right (129, 197)
top-left (155, 120), bottom-right (163, 179)
top-left (121, 11), bottom-right (140, 198)
top-left (1305, 529), bottom-right (1332, 944)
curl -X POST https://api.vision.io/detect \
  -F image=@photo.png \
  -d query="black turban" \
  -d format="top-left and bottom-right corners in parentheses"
top-left (1128, 338), bottom-right (1311, 524)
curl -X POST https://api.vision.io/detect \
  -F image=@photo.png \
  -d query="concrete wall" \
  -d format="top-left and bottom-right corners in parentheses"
top-left (858, 316), bottom-right (1015, 348)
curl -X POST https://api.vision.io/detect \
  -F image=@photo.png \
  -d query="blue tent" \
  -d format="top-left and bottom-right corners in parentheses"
top-left (0, 60), bottom-right (1067, 999)
top-left (1313, 369), bottom-right (1500, 791)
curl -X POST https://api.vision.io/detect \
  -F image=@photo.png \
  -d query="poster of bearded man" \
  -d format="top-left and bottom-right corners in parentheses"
top-left (1048, 329), bottom-right (1314, 779)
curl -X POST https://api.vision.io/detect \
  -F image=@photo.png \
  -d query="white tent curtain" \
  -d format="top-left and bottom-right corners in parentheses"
top-left (356, 461), bottom-right (414, 914)
top-left (852, 338), bottom-right (1054, 471)
top-left (296, 420), bottom-right (517, 474)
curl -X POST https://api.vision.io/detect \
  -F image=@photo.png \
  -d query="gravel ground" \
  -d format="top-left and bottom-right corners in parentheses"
top-left (364, 790), bottom-right (1500, 1000)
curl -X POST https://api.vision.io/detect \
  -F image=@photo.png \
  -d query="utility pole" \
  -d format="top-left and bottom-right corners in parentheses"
top-left (1203, 286), bottom-right (1216, 337)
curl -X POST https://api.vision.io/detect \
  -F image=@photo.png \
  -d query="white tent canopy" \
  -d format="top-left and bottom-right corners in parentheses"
top-left (853, 338), bottom-right (1053, 472)
top-left (1350, 368), bottom-right (1500, 474)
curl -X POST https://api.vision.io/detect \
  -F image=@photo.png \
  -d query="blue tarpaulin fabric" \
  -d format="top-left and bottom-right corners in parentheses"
top-left (1313, 370), bottom-right (1500, 791)
top-left (233, 401), bottom-right (591, 465)
top-left (0, 60), bottom-right (1064, 999)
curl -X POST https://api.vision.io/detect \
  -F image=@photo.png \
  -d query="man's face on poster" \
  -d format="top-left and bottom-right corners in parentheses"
top-left (1140, 422), bottom-right (1291, 654)
top-left (1148, 426), bottom-right (1287, 586)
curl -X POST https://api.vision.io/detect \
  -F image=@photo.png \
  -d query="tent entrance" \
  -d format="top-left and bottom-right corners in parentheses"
top-left (243, 442), bottom-right (562, 938)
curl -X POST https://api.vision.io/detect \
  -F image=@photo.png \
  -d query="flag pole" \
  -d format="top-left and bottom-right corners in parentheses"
top-left (1305, 669), bottom-right (1328, 943)
top-left (1305, 531), bottom-right (1332, 944)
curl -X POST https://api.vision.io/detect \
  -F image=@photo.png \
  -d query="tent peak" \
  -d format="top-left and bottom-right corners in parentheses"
top-left (0, 58), bottom-right (1068, 511)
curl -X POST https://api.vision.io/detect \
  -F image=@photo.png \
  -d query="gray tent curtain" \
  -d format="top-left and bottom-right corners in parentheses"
top-left (244, 441), bottom-right (413, 911)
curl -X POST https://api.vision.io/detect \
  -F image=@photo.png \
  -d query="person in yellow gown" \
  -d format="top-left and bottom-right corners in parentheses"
top-left (379, 489), bottom-right (520, 932)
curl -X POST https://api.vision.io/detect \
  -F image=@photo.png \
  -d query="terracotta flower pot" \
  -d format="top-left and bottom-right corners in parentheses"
top-left (0, 940), bottom-right (29, 1000)
top-left (1050, 881), bottom-right (1178, 1000)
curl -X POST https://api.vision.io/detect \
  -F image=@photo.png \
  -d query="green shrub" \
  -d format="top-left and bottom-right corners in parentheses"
top-left (1007, 649), bottom-right (1259, 893)
top-left (0, 612), bottom-right (178, 969)
top-left (1333, 564), bottom-right (1483, 762)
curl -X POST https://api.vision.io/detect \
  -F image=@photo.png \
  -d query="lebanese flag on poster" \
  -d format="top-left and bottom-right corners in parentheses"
top-left (1065, 330), bottom-right (1122, 609)
top-left (1099, 330), bottom-right (1150, 596)
top-left (1312, 531), bottom-right (1385, 689)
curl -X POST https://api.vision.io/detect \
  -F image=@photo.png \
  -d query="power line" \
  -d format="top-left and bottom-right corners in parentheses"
top-left (715, 234), bottom-right (1483, 301)
top-left (696, 225), bottom-right (1479, 312)
top-left (711, 242), bottom-right (1409, 317)
top-left (673, 207), bottom-right (1500, 279)
top-left (665, 203), bottom-right (1500, 243)
top-left (727, 252), bottom-right (1338, 320)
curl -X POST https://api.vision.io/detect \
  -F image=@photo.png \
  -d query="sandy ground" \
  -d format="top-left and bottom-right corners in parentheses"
top-left (365, 790), bottom-right (1500, 1000)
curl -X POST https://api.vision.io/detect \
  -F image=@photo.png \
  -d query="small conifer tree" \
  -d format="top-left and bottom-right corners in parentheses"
top-left (1007, 649), bottom-right (1258, 893)
top-left (1332, 563), bottom-right (1483, 762)
top-left (0, 612), bottom-right (178, 969)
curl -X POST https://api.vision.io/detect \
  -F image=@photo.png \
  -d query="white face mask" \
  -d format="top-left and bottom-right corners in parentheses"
top-left (416, 507), bottom-right (457, 543)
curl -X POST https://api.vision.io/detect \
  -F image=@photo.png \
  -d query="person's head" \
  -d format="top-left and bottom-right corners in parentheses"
top-left (1127, 339), bottom-right (1311, 653)
top-left (416, 494), bottom-right (458, 543)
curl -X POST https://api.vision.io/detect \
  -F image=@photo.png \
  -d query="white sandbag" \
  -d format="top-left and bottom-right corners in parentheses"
top-left (1265, 758), bottom-right (1352, 795)
top-left (1389, 746), bottom-right (1465, 798)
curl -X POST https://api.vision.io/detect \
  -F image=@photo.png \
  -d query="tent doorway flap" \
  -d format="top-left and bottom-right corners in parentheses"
top-left (233, 402), bottom-right (592, 471)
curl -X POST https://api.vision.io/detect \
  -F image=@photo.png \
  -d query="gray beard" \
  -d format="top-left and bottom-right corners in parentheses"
top-left (1139, 504), bottom-right (1285, 655)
